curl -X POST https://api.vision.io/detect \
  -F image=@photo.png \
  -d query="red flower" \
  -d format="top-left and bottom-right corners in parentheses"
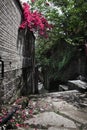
top-left (16, 123), bottom-right (21, 127)
top-left (10, 119), bottom-right (15, 122)
top-left (0, 119), bottom-right (2, 123)
top-left (20, 2), bottom-right (53, 38)
top-left (31, 0), bottom-right (35, 3)
top-left (29, 109), bottom-right (33, 114)
top-left (45, 34), bottom-right (48, 39)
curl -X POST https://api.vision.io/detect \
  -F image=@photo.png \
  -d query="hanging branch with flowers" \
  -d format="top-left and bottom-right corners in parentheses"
top-left (20, 2), bottom-right (53, 38)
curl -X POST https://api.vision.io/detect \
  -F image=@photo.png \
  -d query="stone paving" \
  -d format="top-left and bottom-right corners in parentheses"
top-left (17, 90), bottom-right (87, 130)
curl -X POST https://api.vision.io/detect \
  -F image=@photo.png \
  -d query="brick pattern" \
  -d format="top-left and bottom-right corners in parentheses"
top-left (0, 0), bottom-right (35, 104)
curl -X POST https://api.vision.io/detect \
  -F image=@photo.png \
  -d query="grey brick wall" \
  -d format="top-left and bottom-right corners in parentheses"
top-left (0, 0), bottom-right (35, 104)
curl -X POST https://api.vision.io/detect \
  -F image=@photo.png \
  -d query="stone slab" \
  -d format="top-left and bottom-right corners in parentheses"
top-left (25, 112), bottom-right (77, 129)
top-left (29, 90), bottom-right (79, 99)
top-left (18, 128), bottom-right (47, 130)
top-left (48, 127), bottom-right (78, 130)
top-left (52, 101), bottom-right (87, 125)
top-left (46, 90), bottom-right (79, 97)
top-left (68, 80), bottom-right (87, 89)
top-left (59, 85), bottom-right (68, 91)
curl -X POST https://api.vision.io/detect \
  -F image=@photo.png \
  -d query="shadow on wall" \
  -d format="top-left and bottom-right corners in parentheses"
top-left (17, 28), bottom-right (35, 96)
top-left (0, 58), bottom-right (4, 107)
top-left (0, 79), bottom-right (4, 109)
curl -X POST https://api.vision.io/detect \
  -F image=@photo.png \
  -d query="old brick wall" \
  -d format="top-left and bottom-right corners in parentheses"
top-left (0, 0), bottom-right (35, 104)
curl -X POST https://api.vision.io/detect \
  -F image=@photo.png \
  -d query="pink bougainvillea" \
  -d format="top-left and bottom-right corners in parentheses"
top-left (20, 2), bottom-right (53, 37)
top-left (31, 0), bottom-right (35, 3)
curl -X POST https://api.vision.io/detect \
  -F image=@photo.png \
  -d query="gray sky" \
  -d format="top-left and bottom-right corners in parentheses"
top-left (21, 0), bottom-right (28, 2)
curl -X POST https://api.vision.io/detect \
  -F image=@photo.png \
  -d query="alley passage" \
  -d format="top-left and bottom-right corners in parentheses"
top-left (0, 90), bottom-right (87, 130)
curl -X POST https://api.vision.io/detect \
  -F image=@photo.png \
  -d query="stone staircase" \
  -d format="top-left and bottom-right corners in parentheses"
top-left (59, 79), bottom-right (87, 92)
top-left (68, 80), bottom-right (87, 92)
top-left (24, 90), bottom-right (87, 130)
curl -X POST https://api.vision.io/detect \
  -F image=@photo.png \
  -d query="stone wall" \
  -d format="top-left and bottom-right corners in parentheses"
top-left (0, 0), bottom-right (35, 104)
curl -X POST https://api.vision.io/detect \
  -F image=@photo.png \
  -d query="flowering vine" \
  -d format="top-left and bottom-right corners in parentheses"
top-left (20, 2), bottom-right (53, 38)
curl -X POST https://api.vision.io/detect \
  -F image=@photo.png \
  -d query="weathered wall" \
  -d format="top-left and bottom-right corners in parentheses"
top-left (19, 28), bottom-right (35, 96)
top-left (0, 0), bottom-right (35, 104)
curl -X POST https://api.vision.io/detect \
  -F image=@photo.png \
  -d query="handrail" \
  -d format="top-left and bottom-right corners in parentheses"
top-left (0, 59), bottom-right (4, 78)
top-left (0, 107), bottom-right (19, 126)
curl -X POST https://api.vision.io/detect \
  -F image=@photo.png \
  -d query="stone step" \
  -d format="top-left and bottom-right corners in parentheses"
top-left (52, 100), bottom-right (87, 125)
top-left (68, 80), bottom-right (87, 91)
top-left (59, 85), bottom-right (69, 91)
top-left (24, 112), bottom-right (77, 129)
top-left (48, 127), bottom-right (78, 130)
top-left (29, 90), bottom-right (79, 99)
top-left (17, 127), bottom-right (77, 130)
